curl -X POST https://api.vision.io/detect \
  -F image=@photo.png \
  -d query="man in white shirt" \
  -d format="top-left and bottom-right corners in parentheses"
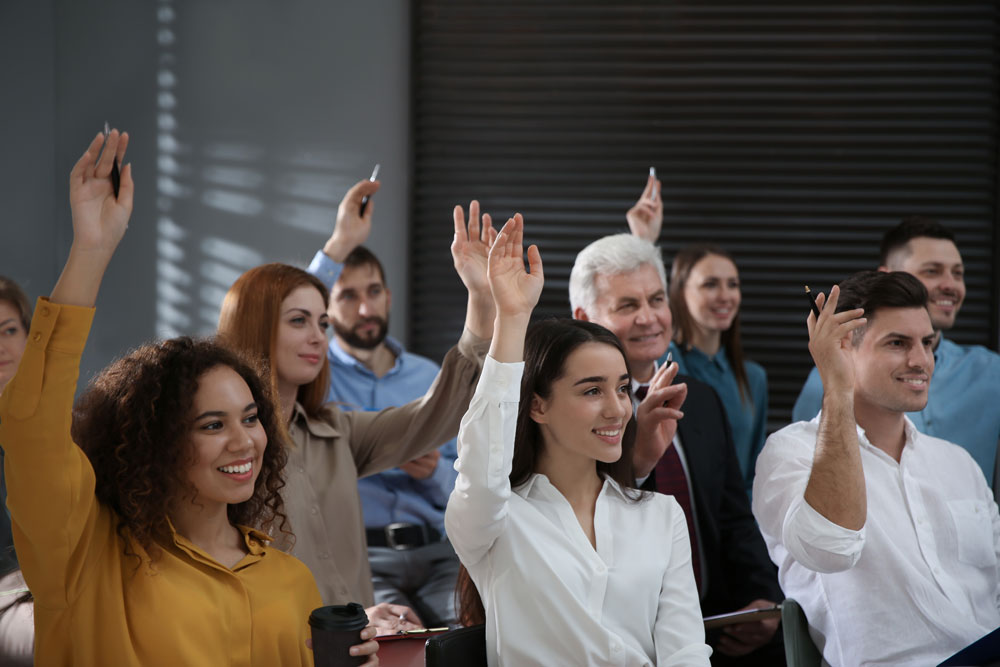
top-left (753, 270), bottom-right (1000, 667)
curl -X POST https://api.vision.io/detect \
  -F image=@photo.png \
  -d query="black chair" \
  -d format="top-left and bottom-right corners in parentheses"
top-left (424, 624), bottom-right (487, 667)
top-left (782, 599), bottom-right (822, 667)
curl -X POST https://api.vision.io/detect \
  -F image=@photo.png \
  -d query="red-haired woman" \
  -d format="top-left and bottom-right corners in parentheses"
top-left (0, 131), bottom-right (378, 665)
top-left (216, 189), bottom-right (496, 632)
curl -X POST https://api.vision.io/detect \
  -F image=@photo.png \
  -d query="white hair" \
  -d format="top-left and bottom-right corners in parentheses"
top-left (568, 234), bottom-right (668, 314)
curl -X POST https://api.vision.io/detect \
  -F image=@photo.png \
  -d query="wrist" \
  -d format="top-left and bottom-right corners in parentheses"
top-left (323, 236), bottom-right (352, 263)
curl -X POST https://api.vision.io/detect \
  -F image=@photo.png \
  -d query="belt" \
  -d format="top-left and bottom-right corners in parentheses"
top-left (366, 523), bottom-right (441, 550)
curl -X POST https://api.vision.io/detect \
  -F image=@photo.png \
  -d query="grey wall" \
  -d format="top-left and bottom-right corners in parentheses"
top-left (1, 0), bottom-right (412, 384)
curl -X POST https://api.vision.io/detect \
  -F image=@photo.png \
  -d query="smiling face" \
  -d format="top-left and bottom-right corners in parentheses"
top-left (530, 342), bottom-right (632, 466)
top-left (274, 285), bottom-right (329, 394)
top-left (329, 262), bottom-right (391, 351)
top-left (578, 264), bottom-right (671, 378)
top-left (884, 237), bottom-right (965, 331)
top-left (852, 306), bottom-right (936, 415)
top-left (682, 253), bottom-right (741, 335)
top-left (0, 300), bottom-right (27, 391)
top-left (183, 365), bottom-right (267, 507)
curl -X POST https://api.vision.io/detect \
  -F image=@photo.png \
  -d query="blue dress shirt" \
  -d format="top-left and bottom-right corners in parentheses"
top-left (661, 341), bottom-right (768, 497)
top-left (307, 251), bottom-right (457, 535)
top-left (792, 337), bottom-right (1000, 486)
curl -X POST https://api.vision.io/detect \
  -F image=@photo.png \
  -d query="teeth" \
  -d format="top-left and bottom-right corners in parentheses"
top-left (900, 378), bottom-right (926, 386)
top-left (219, 462), bottom-right (252, 474)
top-left (933, 300), bottom-right (954, 306)
top-left (594, 429), bottom-right (621, 437)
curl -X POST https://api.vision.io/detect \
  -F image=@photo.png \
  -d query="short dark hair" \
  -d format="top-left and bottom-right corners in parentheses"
top-left (342, 246), bottom-right (387, 285)
top-left (835, 270), bottom-right (929, 343)
top-left (879, 216), bottom-right (957, 266)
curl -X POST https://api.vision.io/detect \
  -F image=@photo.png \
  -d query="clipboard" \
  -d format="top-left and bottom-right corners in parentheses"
top-left (704, 604), bottom-right (782, 630)
top-left (376, 628), bottom-right (449, 667)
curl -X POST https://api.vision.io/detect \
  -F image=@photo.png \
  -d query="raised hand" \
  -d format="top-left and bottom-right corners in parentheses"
top-left (487, 214), bottom-right (543, 319)
top-left (451, 200), bottom-right (496, 297)
top-left (807, 286), bottom-right (867, 396)
top-left (625, 172), bottom-right (663, 242)
top-left (633, 361), bottom-right (687, 477)
top-left (323, 178), bottom-right (381, 262)
top-left (53, 130), bottom-right (134, 307)
top-left (69, 130), bottom-right (133, 254)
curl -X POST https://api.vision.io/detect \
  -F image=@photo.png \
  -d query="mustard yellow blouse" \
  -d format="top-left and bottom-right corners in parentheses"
top-left (0, 300), bottom-right (322, 666)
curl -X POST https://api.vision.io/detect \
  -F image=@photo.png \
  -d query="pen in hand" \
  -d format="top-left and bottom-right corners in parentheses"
top-left (804, 285), bottom-right (821, 318)
top-left (103, 121), bottom-right (121, 200)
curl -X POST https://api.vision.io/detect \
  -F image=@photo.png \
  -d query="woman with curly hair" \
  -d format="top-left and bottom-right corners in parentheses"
top-left (216, 186), bottom-right (495, 632)
top-left (0, 131), bottom-right (377, 665)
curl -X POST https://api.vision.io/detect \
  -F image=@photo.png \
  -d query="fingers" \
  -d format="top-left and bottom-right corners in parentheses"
top-left (468, 200), bottom-right (481, 243)
top-left (349, 638), bottom-right (379, 658)
top-left (480, 212), bottom-right (493, 244)
top-left (453, 205), bottom-right (467, 241)
top-left (115, 131), bottom-right (130, 165)
top-left (388, 604), bottom-right (423, 627)
top-left (71, 133), bottom-right (105, 185)
top-left (94, 129), bottom-right (120, 179)
top-left (117, 163), bottom-right (135, 212)
top-left (648, 357), bottom-right (680, 391)
top-left (642, 172), bottom-right (655, 199)
top-left (526, 244), bottom-right (543, 279)
top-left (347, 178), bottom-right (380, 205)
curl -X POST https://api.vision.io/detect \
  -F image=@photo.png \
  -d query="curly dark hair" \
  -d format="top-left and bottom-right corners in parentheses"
top-left (71, 337), bottom-right (290, 561)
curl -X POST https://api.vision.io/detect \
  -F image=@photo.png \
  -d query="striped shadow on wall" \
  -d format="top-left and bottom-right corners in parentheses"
top-left (409, 1), bottom-right (999, 431)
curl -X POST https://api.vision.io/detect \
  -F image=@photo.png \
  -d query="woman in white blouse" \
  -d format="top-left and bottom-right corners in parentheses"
top-left (445, 215), bottom-right (711, 667)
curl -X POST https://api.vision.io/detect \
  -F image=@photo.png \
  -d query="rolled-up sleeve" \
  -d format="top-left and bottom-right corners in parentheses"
top-left (444, 356), bottom-right (522, 568)
top-left (753, 427), bottom-right (865, 574)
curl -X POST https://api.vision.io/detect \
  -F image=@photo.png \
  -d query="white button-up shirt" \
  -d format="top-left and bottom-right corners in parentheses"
top-left (753, 415), bottom-right (1000, 667)
top-left (446, 356), bottom-right (711, 667)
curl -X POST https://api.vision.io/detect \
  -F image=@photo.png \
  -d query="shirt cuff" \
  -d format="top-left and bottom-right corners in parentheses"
top-left (306, 250), bottom-right (343, 290)
top-left (480, 355), bottom-right (524, 403)
top-left (783, 495), bottom-right (866, 571)
top-left (457, 327), bottom-right (491, 365)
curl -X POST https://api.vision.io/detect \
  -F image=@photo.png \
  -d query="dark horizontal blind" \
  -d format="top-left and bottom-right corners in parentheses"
top-left (410, 1), bottom-right (999, 431)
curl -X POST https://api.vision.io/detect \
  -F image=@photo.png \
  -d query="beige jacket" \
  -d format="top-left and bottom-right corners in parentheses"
top-left (279, 328), bottom-right (489, 606)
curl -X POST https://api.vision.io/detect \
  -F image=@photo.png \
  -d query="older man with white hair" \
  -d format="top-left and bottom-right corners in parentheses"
top-left (570, 234), bottom-right (784, 666)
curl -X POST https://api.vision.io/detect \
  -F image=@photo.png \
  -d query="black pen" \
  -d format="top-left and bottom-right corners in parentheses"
top-left (359, 163), bottom-right (380, 216)
top-left (804, 285), bottom-right (821, 318)
top-left (104, 121), bottom-right (121, 200)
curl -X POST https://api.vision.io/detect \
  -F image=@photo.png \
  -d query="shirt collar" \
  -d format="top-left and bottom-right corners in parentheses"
top-left (516, 472), bottom-right (632, 501)
top-left (289, 401), bottom-right (339, 439)
top-left (329, 336), bottom-right (405, 376)
top-left (680, 343), bottom-right (730, 372)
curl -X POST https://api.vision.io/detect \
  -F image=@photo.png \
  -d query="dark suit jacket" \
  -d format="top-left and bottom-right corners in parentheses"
top-left (640, 374), bottom-right (782, 618)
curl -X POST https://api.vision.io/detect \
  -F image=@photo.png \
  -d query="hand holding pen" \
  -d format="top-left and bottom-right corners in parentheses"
top-left (626, 166), bottom-right (663, 243)
top-left (322, 173), bottom-right (381, 263)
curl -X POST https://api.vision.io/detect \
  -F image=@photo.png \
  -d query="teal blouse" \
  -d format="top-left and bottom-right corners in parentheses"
top-left (664, 341), bottom-right (767, 498)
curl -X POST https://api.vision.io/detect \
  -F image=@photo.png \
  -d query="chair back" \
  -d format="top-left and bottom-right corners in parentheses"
top-left (424, 624), bottom-right (487, 667)
top-left (782, 599), bottom-right (822, 667)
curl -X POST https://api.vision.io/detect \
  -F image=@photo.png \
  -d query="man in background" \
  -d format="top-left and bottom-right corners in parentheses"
top-left (793, 217), bottom-right (1000, 486)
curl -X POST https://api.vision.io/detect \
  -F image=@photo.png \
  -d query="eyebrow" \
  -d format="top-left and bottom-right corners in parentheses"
top-left (284, 307), bottom-right (313, 316)
top-left (573, 373), bottom-right (630, 386)
top-left (194, 402), bottom-right (258, 421)
top-left (883, 332), bottom-right (935, 342)
top-left (0, 318), bottom-right (16, 328)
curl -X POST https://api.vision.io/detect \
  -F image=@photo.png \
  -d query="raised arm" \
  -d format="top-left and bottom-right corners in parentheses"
top-left (452, 200), bottom-right (499, 341)
top-left (321, 178), bottom-right (381, 263)
top-left (444, 214), bottom-right (542, 566)
top-left (52, 130), bottom-right (134, 306)
top-left (804, 286), bottom-right (868, 530)
top-left (0, 130), bottom-right (133, 606)
top-left (626, 171), bottom-right (663, 243)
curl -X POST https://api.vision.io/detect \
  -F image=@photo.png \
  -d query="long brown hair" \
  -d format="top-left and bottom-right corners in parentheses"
top-left (456, 318), bottom-right (646, 626)
top-left (73, 338), bottom-right (289, 562)
top-left (218, 263), bottom-right (331, 421)
top-left (669, 244), bottom-right (751, 404)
